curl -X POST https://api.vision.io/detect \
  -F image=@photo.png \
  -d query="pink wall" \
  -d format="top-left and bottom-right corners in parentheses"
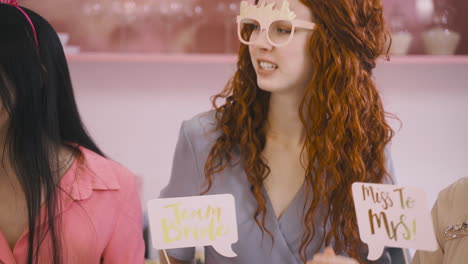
top-left (68, 60), bottom-right (468, 208)
top-left (67, 58), bottom-right (468, 258)
top-left (70, 61), bottom-right (236, 203)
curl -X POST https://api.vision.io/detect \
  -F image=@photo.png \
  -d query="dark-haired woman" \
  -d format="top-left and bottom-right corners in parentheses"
top-left (160, 0), bottom-right (404, 263)
top-left (0, 1), bottom-right (144, 263)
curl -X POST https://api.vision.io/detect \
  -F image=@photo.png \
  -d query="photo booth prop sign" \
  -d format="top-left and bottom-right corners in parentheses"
top-left (352, 183), bottom-right (437, 260)
top-left (147, 194), bottom-right (238, 259)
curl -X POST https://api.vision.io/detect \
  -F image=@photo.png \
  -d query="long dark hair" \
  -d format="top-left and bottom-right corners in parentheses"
top-left (0, 4), bottom-right (104, 264)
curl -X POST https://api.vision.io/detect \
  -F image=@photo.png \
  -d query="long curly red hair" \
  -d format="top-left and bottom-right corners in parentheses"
top-left (203, 0), bottom-right (394, 262)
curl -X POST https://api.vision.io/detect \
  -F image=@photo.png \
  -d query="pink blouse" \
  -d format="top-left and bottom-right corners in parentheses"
top-left (0, 147), bottom-right (145, 264)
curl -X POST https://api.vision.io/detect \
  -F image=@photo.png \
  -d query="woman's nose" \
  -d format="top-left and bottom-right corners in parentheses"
top-left (251, 28), bottom-right (273, 50)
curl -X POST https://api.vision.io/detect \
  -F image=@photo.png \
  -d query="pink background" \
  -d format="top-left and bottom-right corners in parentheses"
top-left (68, 58), bottom-right (468, 210)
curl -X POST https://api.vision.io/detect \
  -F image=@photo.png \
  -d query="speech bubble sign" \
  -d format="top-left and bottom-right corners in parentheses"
top-left (352, 183), bottom-right (437, 260)
top-left (147, 194), bottom-right (238, 257)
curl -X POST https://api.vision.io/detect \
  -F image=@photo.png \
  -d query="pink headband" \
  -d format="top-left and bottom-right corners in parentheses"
top-left (1, 0), bottom-right (39, 46)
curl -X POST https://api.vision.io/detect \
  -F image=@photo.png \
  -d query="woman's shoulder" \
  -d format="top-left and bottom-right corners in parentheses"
top-left (159, 111), bottom-right (221, 198)
top-left (437, 177), bottom-right (468, 207)
top-left (180, 110), bottom-right (221, 151)
top-left (182, 110), bottom-right (218, 136)
top-left (77, 146), bottom-right (139, 194)
top-left (433, 177), bottom-right (468, 242)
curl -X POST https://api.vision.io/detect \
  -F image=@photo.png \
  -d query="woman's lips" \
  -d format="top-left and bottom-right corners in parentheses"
top-left (257, 58), bottom-right (278, 76)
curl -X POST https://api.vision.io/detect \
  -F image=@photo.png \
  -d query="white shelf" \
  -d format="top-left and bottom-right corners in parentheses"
top-left (66, 53), bottom-right (468, 65)
top-left (383, 55), bottom-right (468, 64)
top-left (66, 53), bottom-right (237, 64)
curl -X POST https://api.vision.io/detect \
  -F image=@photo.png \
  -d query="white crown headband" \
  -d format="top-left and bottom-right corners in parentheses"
top-left (239, 1), bottom-right (297, 22)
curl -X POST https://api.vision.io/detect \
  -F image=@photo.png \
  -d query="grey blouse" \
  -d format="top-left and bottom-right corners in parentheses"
top-left (160, 111), bottom-right (405, 264)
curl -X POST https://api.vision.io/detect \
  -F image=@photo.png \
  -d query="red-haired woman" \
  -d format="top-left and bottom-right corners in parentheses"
top-left (160, 0), bottom-right (405, 263)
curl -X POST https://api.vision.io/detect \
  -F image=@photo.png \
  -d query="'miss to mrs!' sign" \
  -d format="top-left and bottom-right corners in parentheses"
top-left (352, 183), bottom-right (438, 260)
top-left (147, 194), bottom-right (238, 257)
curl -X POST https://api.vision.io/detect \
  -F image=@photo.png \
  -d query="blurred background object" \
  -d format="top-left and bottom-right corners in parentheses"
top-left (386, 0), bottom-right (413, 55)
top-left (382, 0), bottom-right (466, 55)
top-left (21, 0), bottom-right (242, 54)
top-left (422, 0), bottom-right (460, 54)
top-left (19, 0), bottom-right (468, 55)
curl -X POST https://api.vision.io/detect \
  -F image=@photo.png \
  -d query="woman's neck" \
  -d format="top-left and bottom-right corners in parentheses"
top-left (266, 92), bottom-right (306, 149)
